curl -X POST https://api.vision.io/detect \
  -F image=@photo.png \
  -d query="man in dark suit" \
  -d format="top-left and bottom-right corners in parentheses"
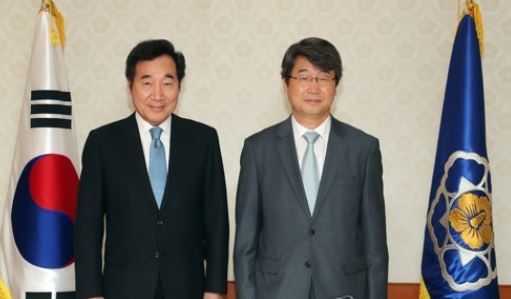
top-left (234, 37), bottom-right (388, 299)
top-left (75, 39), bottom-right (228, 299)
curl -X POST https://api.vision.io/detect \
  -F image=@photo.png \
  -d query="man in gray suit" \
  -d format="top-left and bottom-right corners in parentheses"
top-left (234, 37), bottom-right (388, 299)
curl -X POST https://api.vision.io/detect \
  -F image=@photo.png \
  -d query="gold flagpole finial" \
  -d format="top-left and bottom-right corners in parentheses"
top-left (39, 0), bottom-right (67, 48)
top-left (40, 0), bottom-right (51, 12)
top-left (470, 1), bottom-right (484, 55)
top-left (460, 0), bottom-right (475, 16)
top-left (458, 0), bottom-right (484, 54)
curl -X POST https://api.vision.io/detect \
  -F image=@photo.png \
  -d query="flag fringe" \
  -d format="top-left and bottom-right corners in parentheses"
top-left (0, 278), bottom-right (12, 299)
top-left (418, 277), bottom-right (431, 299)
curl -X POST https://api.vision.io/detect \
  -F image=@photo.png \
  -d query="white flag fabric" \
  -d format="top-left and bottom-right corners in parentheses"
top-left (0, 2), bottom-right (78, 299)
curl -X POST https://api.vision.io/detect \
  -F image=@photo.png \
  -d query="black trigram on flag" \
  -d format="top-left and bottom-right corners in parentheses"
top-left (30, 90), bottom-right (72, 129)
top-left (26, 291), bottom-right (75, 299)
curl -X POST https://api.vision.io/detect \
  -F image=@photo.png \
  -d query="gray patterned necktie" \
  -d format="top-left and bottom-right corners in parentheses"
top-left (149, 127), bottom-right (167, 208)
top-left (301, 131), bottom-right (320, 215)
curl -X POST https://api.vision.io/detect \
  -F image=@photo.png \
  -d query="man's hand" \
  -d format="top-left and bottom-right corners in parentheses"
top-left (203, 292), bottom-right (224, 299)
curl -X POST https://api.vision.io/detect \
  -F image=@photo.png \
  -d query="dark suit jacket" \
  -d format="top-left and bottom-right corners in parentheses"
top-left (234, 116), bottom-right (388, 299)
top-left (75, 114), bottom-right (229, 299)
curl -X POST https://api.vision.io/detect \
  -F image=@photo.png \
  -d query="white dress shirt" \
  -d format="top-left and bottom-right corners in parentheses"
top-left (291, 115), bottom-right (331, 181)
top-left (135, 112), bottom-right (171, 171)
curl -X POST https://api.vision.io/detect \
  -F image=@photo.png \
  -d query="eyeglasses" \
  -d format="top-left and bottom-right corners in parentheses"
top-left (288, 74), bottom-right (335, 86)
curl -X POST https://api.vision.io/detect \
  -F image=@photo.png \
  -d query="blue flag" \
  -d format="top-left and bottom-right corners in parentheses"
top-left (419, 14), bottom-right (500, 299)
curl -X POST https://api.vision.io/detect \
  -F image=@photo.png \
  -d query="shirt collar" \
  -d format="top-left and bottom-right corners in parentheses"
top-left (291, 115), bottom-right (331, 141)
top-left (135, 112), bottom-right (172, 136)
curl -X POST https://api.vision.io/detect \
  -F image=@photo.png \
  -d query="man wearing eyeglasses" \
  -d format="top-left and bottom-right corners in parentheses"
top-left (234, 37), bottom-right (388, 299)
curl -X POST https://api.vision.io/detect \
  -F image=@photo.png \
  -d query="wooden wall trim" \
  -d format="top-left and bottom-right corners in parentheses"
top-left (226, 281), bottom-right (236, 299)
top-left (226, 281), bottom-right (511, 299)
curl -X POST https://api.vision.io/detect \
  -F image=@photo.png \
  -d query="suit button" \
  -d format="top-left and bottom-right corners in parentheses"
top-left (305, 261), bottom-right (312, 268)
top-left (309, 229), bottom-right (315, 235)
top-left (154, 251), bottom-right (160, 259)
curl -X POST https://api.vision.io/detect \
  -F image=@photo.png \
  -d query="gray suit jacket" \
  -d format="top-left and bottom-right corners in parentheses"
top-left (234, 116), bottom-right (388, 299)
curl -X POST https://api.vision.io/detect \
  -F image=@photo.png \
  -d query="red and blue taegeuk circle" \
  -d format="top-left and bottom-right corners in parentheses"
top-left (11, 154), bottom-right (78, 269)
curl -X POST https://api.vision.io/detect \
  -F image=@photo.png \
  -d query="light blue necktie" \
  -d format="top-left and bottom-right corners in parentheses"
top-left (149, 127), bottom-right (167, 208)
top-left (301, 131), bottom-right (320, 215)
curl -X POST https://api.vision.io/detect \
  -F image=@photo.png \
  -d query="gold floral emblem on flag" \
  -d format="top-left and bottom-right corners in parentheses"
top-left (449, 193), bottom-right (493, 250)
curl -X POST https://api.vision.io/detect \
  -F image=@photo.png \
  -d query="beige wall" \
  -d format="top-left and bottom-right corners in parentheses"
top-left (0, 0), bottom-right (510, 283)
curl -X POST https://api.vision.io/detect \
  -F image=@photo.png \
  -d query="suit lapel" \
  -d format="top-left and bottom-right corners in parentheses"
top-left (312, 117), bottom-right (347, 222)
top-left (159, 114), bottom-right (191, 211)
top-left (276, 117), bottom-right (312, 220)
top-left (119, 114), bottom-right (160, 210)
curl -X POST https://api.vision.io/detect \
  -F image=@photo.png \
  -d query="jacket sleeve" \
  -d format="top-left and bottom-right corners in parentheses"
top-left (75, 131), bottom-right (105, 299)
top-left (361, 139), bottom-right (389, 299)
top-left (202, 129), bottom-right (229, 294)
top-left (233, 139), bottom-right (260, 299)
